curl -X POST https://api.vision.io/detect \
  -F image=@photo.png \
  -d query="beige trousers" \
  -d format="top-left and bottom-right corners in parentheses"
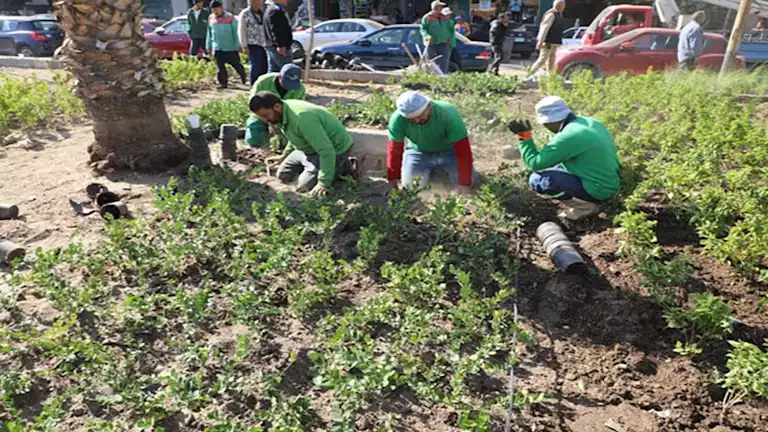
top-left (528, 43), bottom-right (560, 76)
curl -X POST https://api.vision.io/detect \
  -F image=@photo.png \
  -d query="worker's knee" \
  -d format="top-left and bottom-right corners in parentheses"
top-left (528, 172), bottom-right (547, 193)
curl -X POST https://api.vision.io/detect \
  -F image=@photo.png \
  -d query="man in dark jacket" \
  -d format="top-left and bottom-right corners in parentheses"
top-left (487, 13), bottom-right (509, 75)
top-left (187, 0), bottom-right (210, 57)
top-left (264, 0), bottom-right (293, 72)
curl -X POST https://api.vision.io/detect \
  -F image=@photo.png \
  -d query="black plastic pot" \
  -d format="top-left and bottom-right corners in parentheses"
top-left (0, 204), bottom-right (19, 220)
top-left (100, 201), bottom-right (128, 220)
top-left (220, 124), bottom-right (238, 161)
top-left (536, 222), bottom-right (587, 274)
top-left (0, 239), bottom-right (25, 263)
top-left (96, 191), bottom-right (120, 207)
top-left (188, 126), bottom-right (212, 168)
top-left (86, 183), bottom-right (107, 200)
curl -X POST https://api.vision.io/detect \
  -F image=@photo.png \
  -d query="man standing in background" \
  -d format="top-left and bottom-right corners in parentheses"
top-left (442, 7), bottom-right (462, 72)
top-left (420, 0), bottom-right (455, 75)
top-left (264, 0), bottom-right (293, 72)
top-left (239, 0), bottom-right (269, 85)
top-left (527, 0), bottom-right (565, 78)
top-left (678, 11), bottom-right (706, 71)
top-left (187, 0), bottom-right (210, 57)
top-left (509, 0), bottom-right (522, 23)
top-left (487, 12), bottom-right (509, 75)
top-left (207, 0), bottom-right (247, 88)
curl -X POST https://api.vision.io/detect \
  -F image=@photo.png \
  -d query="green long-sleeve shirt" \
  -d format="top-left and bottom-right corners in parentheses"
top-left (206, 12), bottom-right (240, 52)
top-left (420, 14), bottom-right (455, 46)
top-left (518, 116), bottom-right (621, 201)
top-left (279, 100), bottom-right (353, 186)
top-left (246, 73), bottom-right (306, 147)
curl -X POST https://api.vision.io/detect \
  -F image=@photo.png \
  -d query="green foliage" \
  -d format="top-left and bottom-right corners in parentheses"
top-left (400, 71), bottom-right (519, 95)
top-left (0, 72), bottom-right (84, 136)
top-left (541, 71), bottom-right (768, 282)
top-left (720, 340), bottom-right (768, 410)
top-left (328, 89), bottom-right (394, 127)
top-left (171, 93), bottom-right (250, 135)
top-left (666, 293), bottom-right (733, 356)
top-left (160, 54), bottom-right (218, 90)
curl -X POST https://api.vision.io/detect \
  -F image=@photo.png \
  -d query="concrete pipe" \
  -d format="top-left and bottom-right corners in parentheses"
top-left (0, 239), bottom-right (25, 264)
top-left (100, 201), bottom-right (128, 220)
top-left (220, 124), bottom-right (238, 161)
top-left (536, 222), bottom-right (587, 274)
top-left (0, 204), bottom-right (19, 220)
top-left (187, 120), bottom-right (212, 168)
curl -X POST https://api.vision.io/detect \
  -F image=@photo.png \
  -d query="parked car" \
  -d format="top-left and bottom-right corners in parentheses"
top-left (508, 25), bottom-right (537, 59)
top-left (562, 26), bottom-right (587, 46)
top-left (145, 16), bottom-right (192, 59)
top-left (292, 19), bottom-right (383, 60)
top-left (314, 24), bottom-right (493, 72)
top-left (555, 28), bottom-right (744, 78)
top-left (0, 15), bottom-right (63, 57)
top-left (293, 17), bottom-right (325, 31)
top-left (142, 18), bottom-right (166, 34)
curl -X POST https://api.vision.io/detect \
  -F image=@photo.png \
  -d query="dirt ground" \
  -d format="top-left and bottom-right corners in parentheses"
top-left (1, 79), bottom-right (766, 431)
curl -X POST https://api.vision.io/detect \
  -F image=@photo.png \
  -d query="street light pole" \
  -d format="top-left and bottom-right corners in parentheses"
top-left (720, 0), bottom-right (752, 77)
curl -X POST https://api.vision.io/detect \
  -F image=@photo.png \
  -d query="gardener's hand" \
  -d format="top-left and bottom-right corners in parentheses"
top-left (309, 183), bottom-right (328, 197)
top-left (385, 180), bottom-right (401, 196)
top-left (507, 119), bottom-right (533, 140)
top-left (277, 46), bottom-right (288, 56)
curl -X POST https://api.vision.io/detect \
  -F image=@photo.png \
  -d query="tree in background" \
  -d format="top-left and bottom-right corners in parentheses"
top-left (54, 0), bottom-right (189, 172)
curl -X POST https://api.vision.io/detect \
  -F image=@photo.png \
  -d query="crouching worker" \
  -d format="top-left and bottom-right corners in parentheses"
top-left (249, 91), bottom-right (356, 196)
top-left (246, 63), bottom-right (306, 147)
top-left (508, 96), bottom-right (620, 220)
top-left (387, 91), bottom-right (476, 193)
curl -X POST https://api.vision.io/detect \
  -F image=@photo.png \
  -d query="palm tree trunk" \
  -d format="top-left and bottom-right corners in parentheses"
top-left (54, 0), bottom-right (189, 172)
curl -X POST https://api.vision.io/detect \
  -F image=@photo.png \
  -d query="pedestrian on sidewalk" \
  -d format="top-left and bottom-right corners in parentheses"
top-left (526, 0), bottom-right (565, 78)
top-left (250, 91), bottom-right (357, 196)
top-left (264, 0), bottom-right (293, 72)
top-left (509, 0), bottom-right (522, 23)
top-left (238, 0), bottom-right (269, 85)
top-left (207, 0), bottom-right (247, 88)
top-left (187, 0), bottom-right (210, 57)
top-left (507, 96), bottom-right (620, 221)
top-left (488, 12), bottom-right (509, 75)
top-left (678, 11), bottom-right (706, 71)
top-left (420, 0), bottom-right (455, 75)
top-left (442, 7), bottom-right (462, 72)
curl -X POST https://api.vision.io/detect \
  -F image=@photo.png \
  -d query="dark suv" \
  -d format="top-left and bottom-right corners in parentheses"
top-left (0, 15), bottom-right (63, 57)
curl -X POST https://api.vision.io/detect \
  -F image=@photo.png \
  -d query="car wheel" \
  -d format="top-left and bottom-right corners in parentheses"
top-left (17, 45), bottom-right (35, 57)
top-left (520, 52), bottom-right (532, 60)
top-left (562, 62), bottom-right (602, 79)
top-left (449, 61), bottom-right (460, 73)
top-left (291, 42), bottom-right (305, 61)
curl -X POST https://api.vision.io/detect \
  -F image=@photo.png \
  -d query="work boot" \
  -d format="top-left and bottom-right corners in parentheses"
top-left (559, 198), bottom-right (600, 221)
top-left (347, 156), bottom-right (359, 180)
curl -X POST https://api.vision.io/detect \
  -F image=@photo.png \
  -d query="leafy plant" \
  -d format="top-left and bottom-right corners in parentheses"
top-left (666, 293), bottom-right (733, 356)
top-left (160, 54), bottom-right (217, 90)
top-left (720, 340), bottom-right (768, 411)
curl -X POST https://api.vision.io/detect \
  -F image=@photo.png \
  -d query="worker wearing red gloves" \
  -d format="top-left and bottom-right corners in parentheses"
top-left (386, 91), bottom-right (476, 193)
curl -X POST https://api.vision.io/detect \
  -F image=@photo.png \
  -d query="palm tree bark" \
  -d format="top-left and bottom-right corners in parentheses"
top-left (54, 0), bottom-right (189, 172)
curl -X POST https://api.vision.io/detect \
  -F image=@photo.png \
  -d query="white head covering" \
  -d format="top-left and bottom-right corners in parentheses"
top-left (396, 91), bottom-right (431, 119)
top-left (535, 96), bottom-right (572, 124)
top-left (441, 7), bottom-right (453, 15)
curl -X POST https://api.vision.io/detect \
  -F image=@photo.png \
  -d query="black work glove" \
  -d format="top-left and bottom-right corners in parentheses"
top-left (507, 119), bottom-right (533, 136)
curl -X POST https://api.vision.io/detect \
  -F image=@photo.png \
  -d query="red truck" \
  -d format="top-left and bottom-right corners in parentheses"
top-left (582, 5), bottom-right (657, 46)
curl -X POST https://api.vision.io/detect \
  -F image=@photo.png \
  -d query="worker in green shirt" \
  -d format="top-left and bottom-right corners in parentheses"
top-left (507, 96), bottom-right (621, 221)
top-left (245, 63), bottom-right (306, 147)
top-left (187, 0), bottom-right (210, 57)
top-left (387, 91), bottom-right (475, 194)
top-left (249, 91), bottom-right (356, 196)
top-left (420, 0), bottom-right (456, 75)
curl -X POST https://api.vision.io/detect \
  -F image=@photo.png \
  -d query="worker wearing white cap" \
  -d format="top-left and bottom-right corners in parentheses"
top-left (420, 0), bottom-right (456, 75)
top-left (507, 96), bottom-right (620, 220)
top-left (387, 91), bottom-right (475, 193)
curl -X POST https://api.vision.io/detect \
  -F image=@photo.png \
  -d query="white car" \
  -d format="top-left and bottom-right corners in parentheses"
top-left (291, 19), bottom-right (383, 59)
top-left (563, 26), bottom-right (588, 46)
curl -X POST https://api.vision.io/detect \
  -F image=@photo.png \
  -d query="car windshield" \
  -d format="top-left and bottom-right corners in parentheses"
top-left (598, 29), bottom-right (647, 46)
top-left (585, 7), bottom-right (612, 36)
top-left (31, 20), bottom-right (59, 31)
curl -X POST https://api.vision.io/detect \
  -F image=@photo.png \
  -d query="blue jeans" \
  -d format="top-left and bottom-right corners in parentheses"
top-left (528, 169), bottom-right (599, 203)
top-left (266, 46), bottom-right (290, 73)
top-left (401, 148), bottom-right (476, 187)
top-left (248, 44), bottom-right (268, 85)
top-left (426, 42), bottom-right (451, 75)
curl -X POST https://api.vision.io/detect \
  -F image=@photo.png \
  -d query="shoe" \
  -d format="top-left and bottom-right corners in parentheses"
top-left (347, 156), bottom-right (359, 180)
top-left (217, 84), bottom-right (228, 89)
top-left (558, 198), bottom-right (600, 221)
top-left (240, 75), bottom-right (247, 85)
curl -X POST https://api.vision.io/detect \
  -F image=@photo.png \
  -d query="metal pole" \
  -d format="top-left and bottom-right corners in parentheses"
top-left (720, 0), bottom-right (753, 77)
top-left (303, 0), bottom-right (314, 81)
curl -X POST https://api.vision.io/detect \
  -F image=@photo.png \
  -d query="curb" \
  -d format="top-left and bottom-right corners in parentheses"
top-left (308, 69), bottom-right (399, 84)
top-left (0, 56), bottom-right (63, 69)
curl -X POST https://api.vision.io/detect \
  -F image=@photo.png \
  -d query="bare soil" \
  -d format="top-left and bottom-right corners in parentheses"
top-left (0, 81), bottom-right (766, 431)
